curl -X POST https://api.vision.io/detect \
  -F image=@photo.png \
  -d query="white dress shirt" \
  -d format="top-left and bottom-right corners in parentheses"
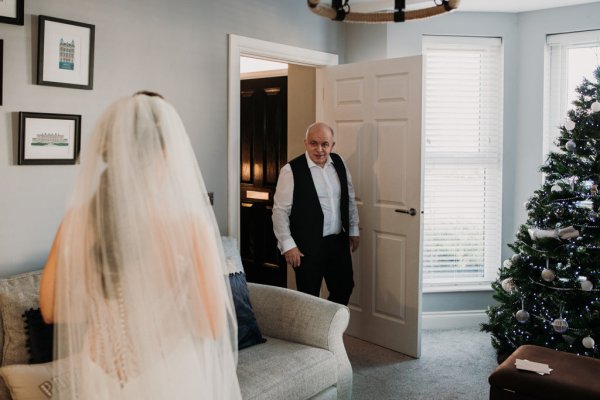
top-left (272, 152), bottom-right (359, 254)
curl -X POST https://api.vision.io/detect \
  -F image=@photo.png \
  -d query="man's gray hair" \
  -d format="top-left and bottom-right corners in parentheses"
top-left (305, 122), bottom-right (335, 139)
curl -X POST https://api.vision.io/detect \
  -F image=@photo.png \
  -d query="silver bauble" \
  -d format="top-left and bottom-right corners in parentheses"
top-left (551, 184), bottom-right (562, 192)
top-left (515, 309), bottom-right (530, 323)
top-left (565, 140), bottom-right (576, 152)
top-left (501, 278), bottom-right (516, 293)
top-left (580, 279), bottom-right (594, 291)
top-left (564, 119), bottom-right (576, 131)
top-left (582, 336), bottom-right (595, 349)
top-left (502, 259), bottom-right (513, 269)
top-left (511, 254), bottom-right (521, 263)
top-left (541, 269), bottom-right (556, 282)
top-left (552, 318), bottom-right (569, 333)
top-left (592, 101), bottom-right (600, 113)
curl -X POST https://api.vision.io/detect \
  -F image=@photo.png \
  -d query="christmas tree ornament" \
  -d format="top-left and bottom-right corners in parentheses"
top-left (515, 309), bottom-right (530, 323)
top-left (552, 317), bottom-right (569, 333)
top-left (588, 210), bottom-right (598, 221)
top-left (592, 101), bottom-right (600, 113)
top-left (511, 254), bottom-right (521, 263)
top-left (550, 184), bottom-right (562, 192)
top-left (541, 269), bottom-right (555, 282)
top-left (580, 279), bottom-right (594, 291)
top-left (501, 278), bottom-right (516, 293)
top-left (582, 336), bottom-right (595, 349)
top-left (565, 140), bottom-right (577, 152)
top-left (592, 184), bottom-right (598, 196)
top-left (502, 259), bottom-right (513, 269)
top-left (564, 119), bottom-right (576, 131)
top-left (528, 226), bottom-right (580, 241)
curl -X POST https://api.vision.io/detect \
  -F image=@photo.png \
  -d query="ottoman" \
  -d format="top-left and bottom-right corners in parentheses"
top-left (488, 344), bottom-right (600, 400)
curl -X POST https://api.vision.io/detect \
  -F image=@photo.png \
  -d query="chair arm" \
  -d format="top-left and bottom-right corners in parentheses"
top-left (247, 283), bottom-right (352, 400)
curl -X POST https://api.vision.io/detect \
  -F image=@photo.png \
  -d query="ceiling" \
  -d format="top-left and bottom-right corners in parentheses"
top-left (348, 0), bottom-right (600, 13)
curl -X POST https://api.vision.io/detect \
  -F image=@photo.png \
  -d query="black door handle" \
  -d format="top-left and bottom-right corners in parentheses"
top-left (395, 208), bottom-right (416, 216)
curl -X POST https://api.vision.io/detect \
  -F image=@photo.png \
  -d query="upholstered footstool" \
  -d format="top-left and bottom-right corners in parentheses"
top-left (488, 344), bottom-right (600, 400)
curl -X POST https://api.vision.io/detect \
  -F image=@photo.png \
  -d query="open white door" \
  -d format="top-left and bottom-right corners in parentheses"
top-left (317, 56), bottom-right (423, 358)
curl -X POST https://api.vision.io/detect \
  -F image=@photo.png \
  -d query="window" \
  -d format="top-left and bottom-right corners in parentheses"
top-left (422, 36), bottom-right (503, 290)
top-left (545, 30), bottom-right (600, 158)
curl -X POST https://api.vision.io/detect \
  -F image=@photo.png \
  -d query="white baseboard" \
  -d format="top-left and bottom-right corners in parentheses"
top-left (422, 310), bottom-right (487, 330)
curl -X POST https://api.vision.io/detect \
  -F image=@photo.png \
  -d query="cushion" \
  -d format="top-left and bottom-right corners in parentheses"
top-left (23, 309), bottom-right (53, 364)
top-left (229, 272), bottom-right (266, 350)
top-left (0, 271), bottom-right (42, 366)
top-left (237, 336), bottom-right (338, 400)
top-left (221, 236), bottom-right (265, 349)
top-left (0, 362), bottom-right (53, 400)
top-left (222, 236), bottom-right (244, 274)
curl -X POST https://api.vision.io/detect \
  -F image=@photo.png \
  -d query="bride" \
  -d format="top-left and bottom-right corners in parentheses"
top-left (39, 92), bottom-right (242, 399)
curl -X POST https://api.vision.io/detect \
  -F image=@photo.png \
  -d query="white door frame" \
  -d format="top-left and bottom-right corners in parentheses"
top-left (227, 34), bottom-right (338, 238)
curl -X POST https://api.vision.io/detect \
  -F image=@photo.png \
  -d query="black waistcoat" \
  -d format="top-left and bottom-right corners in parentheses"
top-left (289, 153), bottom-right (349, 256)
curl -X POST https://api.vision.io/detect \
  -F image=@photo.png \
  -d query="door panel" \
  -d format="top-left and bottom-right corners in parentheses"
top-left (318, 56), bottom-right (423, 357)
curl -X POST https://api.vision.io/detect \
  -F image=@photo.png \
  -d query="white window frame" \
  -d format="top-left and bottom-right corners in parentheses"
top-left (544, 30), bottom-right (600, 160)
top-left (422, 35), bottom-right (504, 293)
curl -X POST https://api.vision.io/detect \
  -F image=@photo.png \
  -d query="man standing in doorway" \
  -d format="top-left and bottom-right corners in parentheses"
top-left (272, 122), bottom-right (359, 305)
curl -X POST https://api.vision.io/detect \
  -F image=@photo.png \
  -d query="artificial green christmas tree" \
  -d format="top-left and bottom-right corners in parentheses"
top-left (482, 66), bottom-right (600, 362)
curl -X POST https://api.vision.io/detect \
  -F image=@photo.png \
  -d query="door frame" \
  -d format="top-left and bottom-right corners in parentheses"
top-left (227, 34), bottom-right (338, 239)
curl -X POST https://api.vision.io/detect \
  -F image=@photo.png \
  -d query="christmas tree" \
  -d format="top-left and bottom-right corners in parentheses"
top-left (482, 66), bottom-right (600, 362)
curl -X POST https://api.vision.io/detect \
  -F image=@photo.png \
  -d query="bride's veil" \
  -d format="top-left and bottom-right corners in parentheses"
top-left (52, 93), bottom-right (241, 399)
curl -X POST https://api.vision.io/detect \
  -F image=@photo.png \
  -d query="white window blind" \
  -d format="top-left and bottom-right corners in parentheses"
top-left (545, 30), bottom-right (600, 159)
top-left (422, 36), bottom-right (503, 289)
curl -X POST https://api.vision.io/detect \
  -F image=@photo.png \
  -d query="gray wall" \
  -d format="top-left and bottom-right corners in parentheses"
top-left (0, 0), bottom-right (344, 277)
top-left (345, 3), bottom-right (600, 312)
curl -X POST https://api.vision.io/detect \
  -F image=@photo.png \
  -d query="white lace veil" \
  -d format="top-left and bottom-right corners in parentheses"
top-left (52, 93), bottom-right (241, 399)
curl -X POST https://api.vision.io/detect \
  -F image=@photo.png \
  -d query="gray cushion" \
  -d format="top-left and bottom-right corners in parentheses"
top-left (0, 271), bottom-right (42, 366)
top-left (0, 361), bottom-right (53, 400)
top-left (237, 336), bottom-right (337, 400)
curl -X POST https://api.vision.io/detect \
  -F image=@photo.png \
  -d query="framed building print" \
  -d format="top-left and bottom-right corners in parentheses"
top-left (18, 112), bottom-right (81, 165)
top-left (0, 0), bottom-right (24, 25)
top-left (37, 15), bottom-right (95, 89)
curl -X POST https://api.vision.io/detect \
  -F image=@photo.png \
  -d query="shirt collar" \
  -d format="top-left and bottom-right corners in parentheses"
top-left (304, 152), bottom-right (333, 168)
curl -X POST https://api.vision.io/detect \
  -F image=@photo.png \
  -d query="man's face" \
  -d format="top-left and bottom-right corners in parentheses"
top-left (304, 125), bottom-right (335, 167)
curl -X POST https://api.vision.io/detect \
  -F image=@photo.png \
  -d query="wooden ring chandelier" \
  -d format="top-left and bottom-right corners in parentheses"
top-left (307, 0), bottom-right (460, 23)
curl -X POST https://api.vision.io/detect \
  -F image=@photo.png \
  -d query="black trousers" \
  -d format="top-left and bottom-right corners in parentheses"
top-left (293, 233), bottom-right (354, 306)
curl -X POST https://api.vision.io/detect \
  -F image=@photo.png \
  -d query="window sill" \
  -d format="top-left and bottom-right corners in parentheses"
top-left (423, 282), bottom-right (493, 293)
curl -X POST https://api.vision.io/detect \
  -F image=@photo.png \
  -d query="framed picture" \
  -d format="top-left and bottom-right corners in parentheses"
top-left (18, 112), bottom-right (81, 165)
top-left (0, 0), bottom-right (24, 25)
top-left (37, 15), bottom-right (94, 89)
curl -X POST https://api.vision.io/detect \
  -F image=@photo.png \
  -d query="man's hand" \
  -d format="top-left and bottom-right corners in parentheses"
top-left (284, 247), bottom-right (304, 268)
top-left (349, 236), bottom-right (360, 252)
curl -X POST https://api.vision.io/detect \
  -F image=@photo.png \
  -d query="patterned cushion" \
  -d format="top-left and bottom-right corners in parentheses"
top-left (0, 271), bottom-right (42, 366)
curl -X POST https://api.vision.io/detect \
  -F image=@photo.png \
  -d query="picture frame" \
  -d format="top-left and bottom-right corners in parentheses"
top-left (0, 0), bottom-right (24, 25)
top-left (37, 15), bottom-right (95, 90)
top-left (18, 112), bottom-right (81, 165)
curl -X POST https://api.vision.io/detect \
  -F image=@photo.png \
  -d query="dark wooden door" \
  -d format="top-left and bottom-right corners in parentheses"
top-left (240, 76), bottom-right (287, 287)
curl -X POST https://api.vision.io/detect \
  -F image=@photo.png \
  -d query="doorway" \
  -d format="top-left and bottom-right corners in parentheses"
top-left (239, 71), bottom-right (288, 287)
top-left (227, 35), bottom-right (338, 239)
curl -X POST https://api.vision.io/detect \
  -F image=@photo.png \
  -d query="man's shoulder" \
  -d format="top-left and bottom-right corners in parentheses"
top-left (289, 154), bottom-right (308, 169)
top-left (330, 153), bottom-right (343, 163)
